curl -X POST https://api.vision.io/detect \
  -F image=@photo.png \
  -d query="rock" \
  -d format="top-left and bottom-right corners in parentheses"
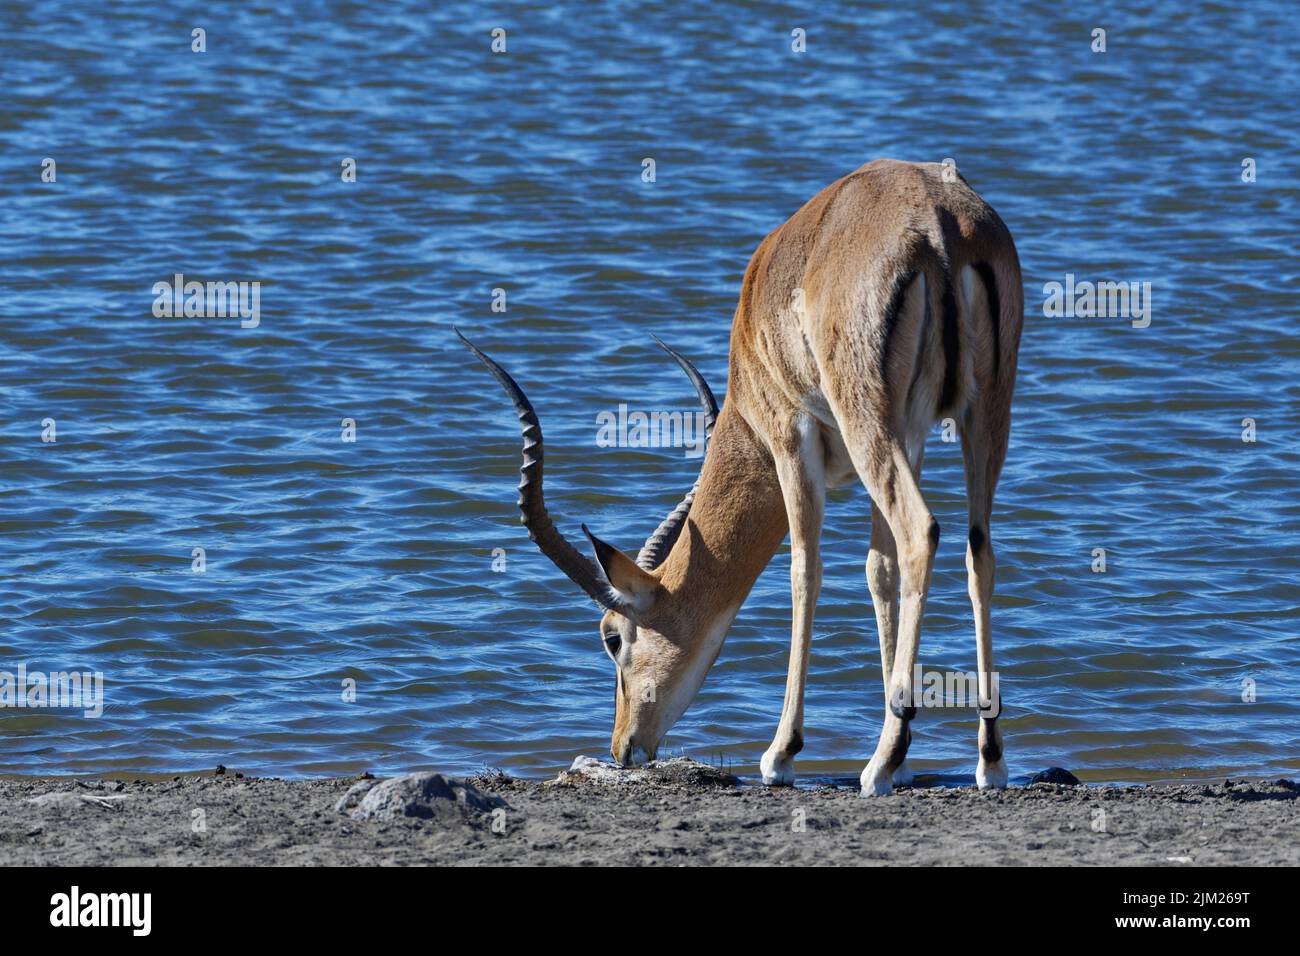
top-left (1029, 767), bottom-right (1081, 786)
top-left (553, 755), bottom-right (739, 789)
top-left (334, 778), bottom-right (379, 814)
top-left (344, 772), bottom-right (506, 822)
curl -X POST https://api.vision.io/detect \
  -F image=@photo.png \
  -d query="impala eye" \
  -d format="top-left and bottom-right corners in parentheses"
top-left (603, 631), bottom-right (622, 657)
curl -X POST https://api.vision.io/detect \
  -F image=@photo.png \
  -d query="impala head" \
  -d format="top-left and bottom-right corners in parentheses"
top-left (457, 328), bottom-right (719, 766)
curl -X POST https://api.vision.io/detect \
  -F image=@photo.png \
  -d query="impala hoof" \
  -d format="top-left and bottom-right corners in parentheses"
top-left (892, 759), bottom-right (914, 787)
top-left (976, 757), bottom-right (1009, 790)
top-left (859, 760), bottom-right (894, 797)
top-left (760, 750), bottom-right (796, 787)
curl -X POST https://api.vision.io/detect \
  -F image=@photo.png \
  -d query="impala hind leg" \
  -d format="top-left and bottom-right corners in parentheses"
top-left (961, 406), bottom-right (1009, 789)
top-left (760, 420), bottom-right (826, 786)
top-left (866, 505), bottom-right (917, 787)
top-left (858, 443), bottom-right (937, 796)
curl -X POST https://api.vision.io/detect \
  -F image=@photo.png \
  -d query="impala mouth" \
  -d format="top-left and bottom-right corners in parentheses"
top-left (613, 742), bottom-right (654, 767)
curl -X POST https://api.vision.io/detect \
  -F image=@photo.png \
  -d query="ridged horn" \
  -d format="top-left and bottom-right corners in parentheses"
top-left (456, 329), bottom-right (635, 616)
top-left (635, 335), bottom-right (720, 570)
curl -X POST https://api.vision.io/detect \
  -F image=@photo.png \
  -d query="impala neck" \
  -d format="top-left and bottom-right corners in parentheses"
top-left (654, 404), bottom-right (789, 630)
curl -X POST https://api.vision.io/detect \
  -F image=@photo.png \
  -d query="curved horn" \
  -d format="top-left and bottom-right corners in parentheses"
top-left (456, 329), bottom-right (634, 616)
top-left (635, 336), bottom-right (720, 570)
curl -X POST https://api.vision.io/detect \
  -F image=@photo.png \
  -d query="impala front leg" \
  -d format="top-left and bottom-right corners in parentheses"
top-left (760, 421), bottom-right (826, 787)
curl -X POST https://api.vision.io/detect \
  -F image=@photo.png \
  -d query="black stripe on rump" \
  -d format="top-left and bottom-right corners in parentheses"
top-left (973, 261), bottom-right (1001, 378)
top-left (938, 274), bottom-right (959, 412)
top-left (879, 271), bottom-right (916, 379)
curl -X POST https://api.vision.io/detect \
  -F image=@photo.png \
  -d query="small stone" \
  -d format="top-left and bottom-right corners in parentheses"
top-left (1029, 767), bottom-right (1081, 786)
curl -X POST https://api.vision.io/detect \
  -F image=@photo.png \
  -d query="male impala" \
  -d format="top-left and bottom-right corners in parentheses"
top-left (460, 159), bottom-right (1023, 795)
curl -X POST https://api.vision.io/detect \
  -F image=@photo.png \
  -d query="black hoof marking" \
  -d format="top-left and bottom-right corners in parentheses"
top-left (787, 729), bottom-right (804, 757)
top-left (885, 737), bottom-right (911, 769)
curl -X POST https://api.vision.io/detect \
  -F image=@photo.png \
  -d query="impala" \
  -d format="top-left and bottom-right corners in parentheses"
top-left (459, 159), bottom-right (1023, 795)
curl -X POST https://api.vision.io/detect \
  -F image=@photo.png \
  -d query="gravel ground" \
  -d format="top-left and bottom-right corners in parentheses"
top-left (2, 761), bottom-right (1296, 866)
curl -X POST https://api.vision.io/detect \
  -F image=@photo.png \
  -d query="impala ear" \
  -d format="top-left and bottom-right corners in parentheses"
top-left (582, 525), bottom-right (658, 610)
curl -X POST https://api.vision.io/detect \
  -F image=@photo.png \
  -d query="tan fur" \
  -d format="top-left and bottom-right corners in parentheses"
top-left (601, 160), bottom-right (1023, 791)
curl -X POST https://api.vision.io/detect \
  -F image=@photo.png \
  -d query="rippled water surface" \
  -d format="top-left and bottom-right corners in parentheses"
top-left (2, 2), bottom-right (1297, 784)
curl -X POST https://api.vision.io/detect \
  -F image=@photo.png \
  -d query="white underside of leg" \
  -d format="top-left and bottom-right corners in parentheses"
top-left (976, 757), bottom-right (1008, 790)
top-left (760, 749), bottom-right (796, 787)
top-left (891, 759), bottom-right (914, 787)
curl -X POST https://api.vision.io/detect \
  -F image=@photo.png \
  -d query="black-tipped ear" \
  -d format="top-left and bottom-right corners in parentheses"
top-left (582, 524), bottom-right (658, 605)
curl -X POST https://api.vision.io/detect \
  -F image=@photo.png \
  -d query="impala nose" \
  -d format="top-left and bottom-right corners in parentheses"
top-left (613, 742), bottom-right (652, 767)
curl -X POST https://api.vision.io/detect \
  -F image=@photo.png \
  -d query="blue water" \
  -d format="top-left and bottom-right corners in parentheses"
top-left (1, 1), bottom-right (1297, 784)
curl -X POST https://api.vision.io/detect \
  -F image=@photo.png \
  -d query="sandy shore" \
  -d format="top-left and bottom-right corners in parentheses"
top-left (2, 761), bottom-right (1296, 866)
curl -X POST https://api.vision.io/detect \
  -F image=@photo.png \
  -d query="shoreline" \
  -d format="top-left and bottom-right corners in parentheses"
top-left (3, 761), bottom-right (1284, 790)
top-left (3, 760), bottom-right (1297, 866)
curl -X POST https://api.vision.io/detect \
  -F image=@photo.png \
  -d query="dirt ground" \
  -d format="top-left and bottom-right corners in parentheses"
top-left (2, 761), bottom-right (1296, 866)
